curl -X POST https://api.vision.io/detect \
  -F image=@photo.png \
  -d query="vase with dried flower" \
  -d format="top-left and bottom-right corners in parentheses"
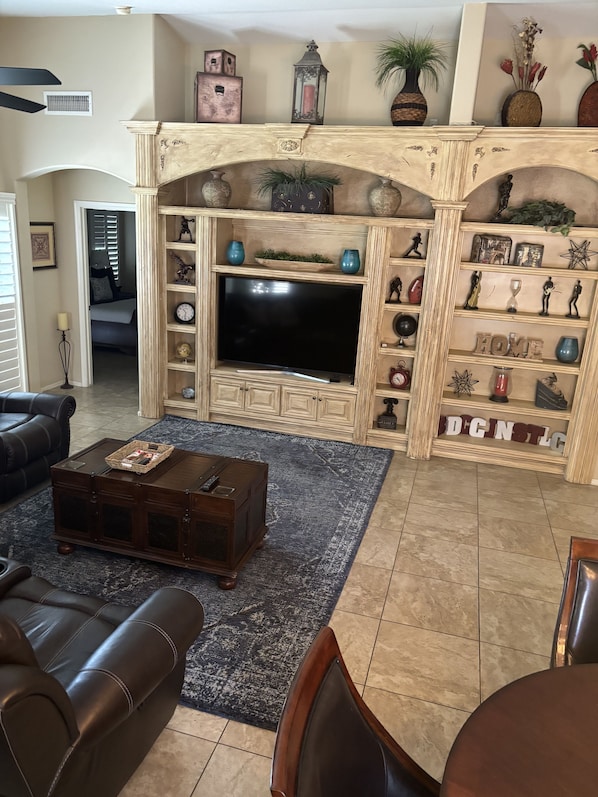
top-left (500, 17), bottom-right (547, 127)
top-left (576, 42), bottom-right (598, 127)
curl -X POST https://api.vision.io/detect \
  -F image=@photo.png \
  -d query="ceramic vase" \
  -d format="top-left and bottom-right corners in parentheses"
top-left (369, 178), bottom-right (402, 217)
top-left (501, 90), bottom-right (542, 127)
top-left (555, 336), bottom-right (579, 363)
top-left (390, 69), bottom-right (427, 126)
top-left (340, 249), bottom-right (360, 274)
top-left (202, 170), bottom-right (232, 208)
top-left (226, 240), bottom-right (245, 265)
top-left (578, 81), bottom-right (598, 127)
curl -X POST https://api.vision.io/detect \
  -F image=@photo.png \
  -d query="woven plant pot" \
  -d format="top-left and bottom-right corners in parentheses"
top-left (501, 90), bottom-right (542, 127)
top-left (390, 68), bottom-right (427, 126)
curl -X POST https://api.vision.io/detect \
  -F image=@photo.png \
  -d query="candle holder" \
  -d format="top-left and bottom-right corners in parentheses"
top-left (57, 313), bottom-right (72, 390)
top-left (489, 365), bottom-right (512, 403)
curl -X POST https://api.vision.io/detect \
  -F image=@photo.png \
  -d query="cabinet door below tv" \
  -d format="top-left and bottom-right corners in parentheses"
top-left (281, 387), bottom-right (355, 427)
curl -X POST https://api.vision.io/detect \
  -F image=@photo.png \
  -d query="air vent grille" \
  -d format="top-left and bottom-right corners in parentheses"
top-left (43, 91), bottom-right (92, 115)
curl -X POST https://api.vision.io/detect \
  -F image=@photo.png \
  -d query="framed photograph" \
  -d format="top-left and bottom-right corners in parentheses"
top-left (514, 242), bottom-right (544, 268)
top-left (470, 234), bottom-right (512, 266)
top-left (30, 222), bottom-right (57, 270)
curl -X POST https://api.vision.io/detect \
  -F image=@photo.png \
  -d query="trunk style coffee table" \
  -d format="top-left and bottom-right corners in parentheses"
top-left (51, 438), bottom-right (268, 589)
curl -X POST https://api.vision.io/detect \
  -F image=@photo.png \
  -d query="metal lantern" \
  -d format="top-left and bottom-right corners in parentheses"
top-left (292, 40), bottom-right (328, 125)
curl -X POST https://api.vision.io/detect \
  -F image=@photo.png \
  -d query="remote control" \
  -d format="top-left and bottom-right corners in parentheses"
top-left (200, 474), bottom-right (219, 492)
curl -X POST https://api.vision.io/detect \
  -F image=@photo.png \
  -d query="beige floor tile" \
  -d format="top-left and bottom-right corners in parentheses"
top-left (551, 527), bottom-right (584, 567)
top-left (538, 472), bottom-right (598, 507)
top-left (378, 466), bottom-right (416, 503)
top-left (167, 706), bottom-right (227, 742)
top-left (329, 609), bottom-right (380, 685)
top-left (479, 514), bottom-right (557, 559)
top-left (415, 459), bottom-right (477, 476)
top-left (363, 686), bottom-right (470, 782)
top-left (368, 621), bottom-right (480, 712)
top-left (408, 477), bottom-right (478, 514)
top-left (402, 502), bottom-right (478, 546)
top-left (394, 533), bottom-right (478, 587)
top-left (220, 721), bottom-right (276, 758)
top-left (478, 490), bottom-right (549, 525)
top-left (119, 728), bottom-right (215, 797)
top-left (479, 588), bottom-right (559, 657)
top-left (477, 464), bottom-right (541, 497)
top-left (544, 498), bottom-right (598, 536)
top-left (334, 561), bottom-right (392, 618)
top-left (368, 497), bottom-right (408, 531)
top-left (191, 745), bottom-right (272, 797)
top-left (480, 642), bottom-right (549, 701)
top-left (479, 548), bottom-right (564, 603)
top-left (355, 522), bottom-right (402, 568)
top-left (383, 572), bottom-right (479, 639)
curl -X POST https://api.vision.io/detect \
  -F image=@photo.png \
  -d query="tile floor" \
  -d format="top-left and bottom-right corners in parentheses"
top-left (56, 349), bottom-right (598, 795)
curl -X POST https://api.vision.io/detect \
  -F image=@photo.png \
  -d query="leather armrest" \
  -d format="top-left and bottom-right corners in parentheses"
top-left (0, 559), bottom-right (33, 599)
top-left (0, 391), bottom-right (76, 423)
top-left (67, 587), bottom-right (204, 746)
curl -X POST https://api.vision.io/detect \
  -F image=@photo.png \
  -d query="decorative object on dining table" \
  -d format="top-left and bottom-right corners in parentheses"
top-left (291, 40), bottom-right (328, 125)
top-left (392, 313), bottom-right (418, 347)
top-left (500, 17), bottom-right (547, 127)
top-left (256, 163), bottom-right (340, 214)
top-left (492, 173), bottom-right (513, 220)
top-left (388, 360), bottom-right (411, 390)
top-left (368, 177), bottom-right (402, 217)
top-left (448, 369), bottom-right (479, 397)
top-left (340, 249), bottom-right (361, 274)
top-left (402, 232), bottom-right (424, 258)
top-left (555, 336), bottom-right (579, 363)
top-left (463, 270), bottom-right (482, 310)
top-left (375, 33), bottom-right (449, 126)
top-left (567, 280), bottom-right (583, 318)
top-left (470, 234), bottom-right (512, 265)
top-left (514, 242), bottom-right (544, 267)
top-left (539, 276), bottom-right (555, 316)
top-left (57, 312), bottom-right (73, 390)
top-left (561, 238), bottom-right (597, 269)
top-left (576, 42), bottom-right (598, 126)
top-left (505, 200), bottom-right (576, 236)
top-left (388, 275), bottom-right (403, 303)
top-left (226, 240), bottom-right (245, 265)
top-left (506, 278), bottom-right (522, 313)
top-left (535, 373), bottom-right (568, 410)
top-left (407, 274), bottom-right (424, 304)
top-left (175, 341), bottom-right (194, 362)
top-left (376, 397), bottom-right (399, 430)
top-left (201, 169), bottom-right (232, 208)
top-left (169, 252), bottom-right (195, 284)
top-left (489, 365), bottom-right (512, 403)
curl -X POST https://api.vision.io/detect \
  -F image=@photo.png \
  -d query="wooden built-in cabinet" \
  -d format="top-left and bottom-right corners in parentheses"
top-left (127, 122), bottom-right (598, 483)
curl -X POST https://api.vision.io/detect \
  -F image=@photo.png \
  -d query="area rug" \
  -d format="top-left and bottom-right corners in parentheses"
top-left (0, 417), bottom-right (391, 730)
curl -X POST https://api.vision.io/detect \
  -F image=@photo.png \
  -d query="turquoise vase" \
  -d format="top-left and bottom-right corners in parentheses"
top-left (226, 240), bottom-right (245, 265)
top-left (340, 249), bottom-right (360, 274)
top-left (555, 336), bottom-right (579, 363)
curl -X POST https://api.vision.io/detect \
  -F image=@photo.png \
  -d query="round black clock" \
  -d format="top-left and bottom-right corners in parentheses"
top-left (175, 301), bottom-right (195, 324)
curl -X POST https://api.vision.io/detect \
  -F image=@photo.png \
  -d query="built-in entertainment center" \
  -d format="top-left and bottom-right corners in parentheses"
top-left (127, 122), bottom-right (598, 484)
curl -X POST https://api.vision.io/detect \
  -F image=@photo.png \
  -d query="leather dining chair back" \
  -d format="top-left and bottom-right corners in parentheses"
top-left (552, 536), bottom-right (598, 667)
top-left (270, 626), bottom-right (440, 797)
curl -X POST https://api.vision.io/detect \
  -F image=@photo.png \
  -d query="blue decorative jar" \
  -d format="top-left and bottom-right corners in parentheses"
top-left (555, 336), bottom-right (579, 363)
top-left (340, 249), bottom-right (360, 274)
top-left (226, 240), bottom-right (245, 265)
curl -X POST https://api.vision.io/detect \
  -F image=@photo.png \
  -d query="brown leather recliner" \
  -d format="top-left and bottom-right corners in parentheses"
top-left (0, 557), bottom-right (204, 797)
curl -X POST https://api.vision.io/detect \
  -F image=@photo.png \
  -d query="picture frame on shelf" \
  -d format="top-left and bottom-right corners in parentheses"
top-left (470, 234), bottom-right (512, 266)
top-left (30, 222), bottom-right (57, 270)
top-left (514, 242), bottom-right (544, 268)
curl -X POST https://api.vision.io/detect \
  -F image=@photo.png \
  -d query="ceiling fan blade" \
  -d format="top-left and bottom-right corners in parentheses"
top-left (0, 67), bottom-right (61, 86)
top-left (0, 90), bottom-right (46, 113)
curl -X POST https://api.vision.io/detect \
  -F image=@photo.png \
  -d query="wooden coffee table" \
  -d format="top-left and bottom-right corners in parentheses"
top-left (51, 438), bottom-right (268, 589)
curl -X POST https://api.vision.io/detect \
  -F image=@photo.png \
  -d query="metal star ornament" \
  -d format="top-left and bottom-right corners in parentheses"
top-left (448, 370), bottom-right (479, 397)
top-left (560, 239), bottom-right (598, 270)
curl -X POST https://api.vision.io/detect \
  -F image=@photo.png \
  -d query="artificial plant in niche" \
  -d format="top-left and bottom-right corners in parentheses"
top-left (504, 201), bottom-right (576, 236)
top-left (375, 33), bottom-right (448, 126)
top-left (256, 163), bottom-right (341, 214)
top-left (500, 17), bottom-right (547, 127)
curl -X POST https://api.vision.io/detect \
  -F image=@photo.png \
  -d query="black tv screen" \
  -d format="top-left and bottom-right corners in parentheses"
top-left (218, 276), bottom-right (363, 379)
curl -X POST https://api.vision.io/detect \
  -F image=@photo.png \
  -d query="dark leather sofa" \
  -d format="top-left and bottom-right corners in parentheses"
top-left (0, 557), bottom-right (204, 797)
top-left (0, 391), bottom-right (76, 502)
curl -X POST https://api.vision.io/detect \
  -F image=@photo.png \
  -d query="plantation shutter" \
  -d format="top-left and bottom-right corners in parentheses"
top-left (0, 195), bottom-right (26, 391)
top-left (87, 209), bottom-right (120, 280)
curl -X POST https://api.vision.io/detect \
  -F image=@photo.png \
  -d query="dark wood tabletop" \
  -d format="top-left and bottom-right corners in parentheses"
top-left (441, 663), bottom-right (598, 796)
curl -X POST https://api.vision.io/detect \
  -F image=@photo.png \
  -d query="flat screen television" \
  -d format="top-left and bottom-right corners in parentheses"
top-left (217, 275), bottom-right (363, 380)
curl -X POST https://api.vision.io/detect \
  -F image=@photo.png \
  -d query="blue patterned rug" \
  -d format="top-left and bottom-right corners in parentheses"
top-left (0, 417), bottom-right (391, 730)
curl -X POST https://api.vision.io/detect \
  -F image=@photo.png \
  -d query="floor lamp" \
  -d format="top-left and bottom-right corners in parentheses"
top-left (57, 312), bottom-right (73, 389)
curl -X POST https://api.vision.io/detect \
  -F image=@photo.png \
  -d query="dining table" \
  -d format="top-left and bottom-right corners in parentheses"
top-left (440, 663), bottom-right (598, 796)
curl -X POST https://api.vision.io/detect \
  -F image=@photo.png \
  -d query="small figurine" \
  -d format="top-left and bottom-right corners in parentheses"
top-left (567, 280), bottom-right (582, 318)
top-left (402, 232), bottom-right (423, 258)
top-left (463, 270), bottom-right (482, 310)
top-left (539, 276), bottom-right (555, 316)
top-left (535, 373), bottom-right (568, 410)
top-left (388, 275), bottom-right (402, 303)
top-left (448, 369), bottom-right (479, 397)
top-left (169, 252), bottom-right (195, 284)
top-left (177, 216), bottom-right (193, 242)
top-left (492, 173), bottom-right (513, 220)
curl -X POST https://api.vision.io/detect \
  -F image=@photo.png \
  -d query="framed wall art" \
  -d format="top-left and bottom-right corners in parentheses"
top-left (30, 222), bottom-right (57, 270)
top-left (514, 242), bottom-right (544, 267)
top-left (470, 234), bottom-right (512, 266)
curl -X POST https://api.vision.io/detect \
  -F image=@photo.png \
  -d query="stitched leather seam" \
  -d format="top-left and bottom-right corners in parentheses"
top-left (80, 668), bottom-right (134, 711)
top-left (129, 619), bottom-right (178, 666)
top-left (43, 603), bottom-right (109, 671)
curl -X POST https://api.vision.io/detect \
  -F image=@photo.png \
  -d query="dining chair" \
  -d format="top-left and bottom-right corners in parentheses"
top-left (552, 536), bottom-right (598, 667)
top-left (270, 626), bottom-right (440, 797)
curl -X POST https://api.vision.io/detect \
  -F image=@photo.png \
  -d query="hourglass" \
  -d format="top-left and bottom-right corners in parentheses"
top-left (506, 279), bottom-right (522, 313)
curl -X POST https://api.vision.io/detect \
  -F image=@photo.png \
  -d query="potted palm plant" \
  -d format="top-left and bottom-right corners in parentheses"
top-left (256, 162), bottom-right (341, 214)
top-left (375, 33), bottom-right (449, 125)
